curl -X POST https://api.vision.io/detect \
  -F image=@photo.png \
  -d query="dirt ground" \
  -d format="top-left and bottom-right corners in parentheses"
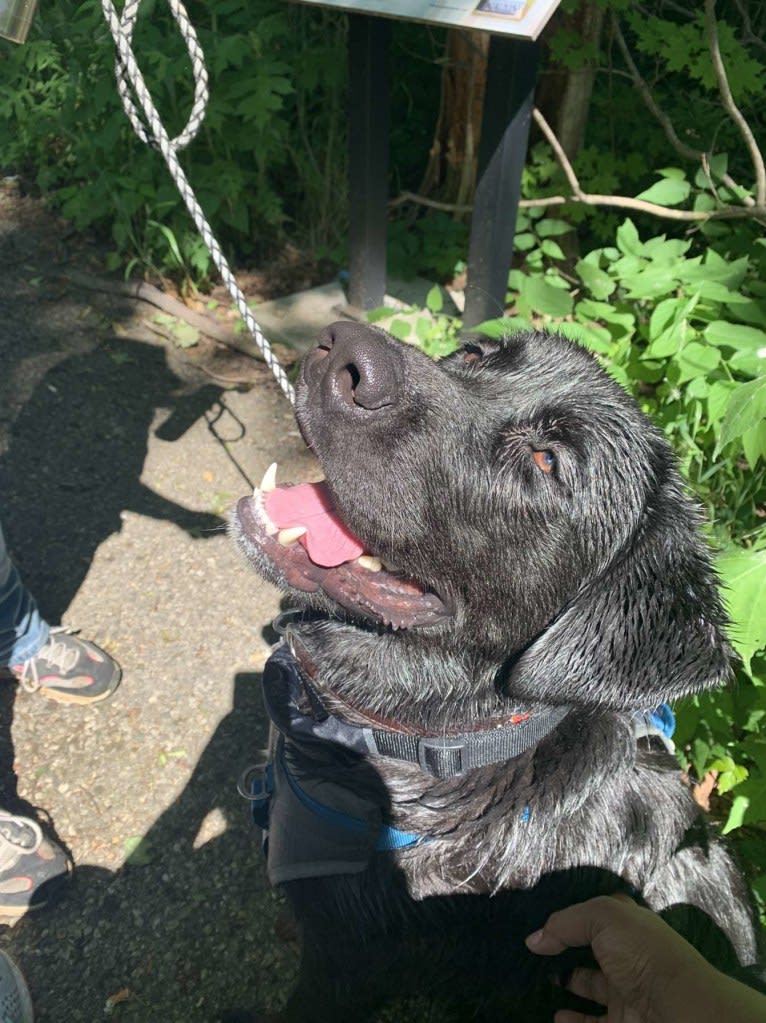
top-left (0, 191), bottom-right (325, 1020)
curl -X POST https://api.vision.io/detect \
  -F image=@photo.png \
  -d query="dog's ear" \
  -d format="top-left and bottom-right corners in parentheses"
top-left (504, 508), bottom-right (733, 710)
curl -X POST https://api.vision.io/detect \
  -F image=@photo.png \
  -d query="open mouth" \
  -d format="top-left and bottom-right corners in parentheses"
top-left (235, 464), bottom-right (452, 630)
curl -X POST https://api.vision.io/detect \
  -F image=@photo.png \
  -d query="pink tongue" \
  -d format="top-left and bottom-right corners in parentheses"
top-left (264, 482), bottom-right (367, 568)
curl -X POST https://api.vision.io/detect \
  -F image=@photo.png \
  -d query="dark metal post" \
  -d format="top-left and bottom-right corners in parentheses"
top-left (463, 37), bottom-right (539, 329)
top-left (347, 14), bottom-right (391, 312)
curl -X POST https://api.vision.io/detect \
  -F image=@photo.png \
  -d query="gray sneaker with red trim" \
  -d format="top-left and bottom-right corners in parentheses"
top-left (0, 813), bottom-right (70, 920)
top-left (0, 949), bottom-right (34, 1022)
top-left (10, 628), bottom-right (121, 705)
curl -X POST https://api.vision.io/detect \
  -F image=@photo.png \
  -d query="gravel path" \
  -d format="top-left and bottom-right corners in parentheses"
top-left (0, 191), bottom-right (321, 1021)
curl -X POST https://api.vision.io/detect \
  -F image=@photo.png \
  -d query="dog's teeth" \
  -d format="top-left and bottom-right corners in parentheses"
top-left (278, 526), bottom-right (307, 546)
top-left (357, 556), bottom-right (383, 572)
top-left (260, 462), bottom-right (278, 493)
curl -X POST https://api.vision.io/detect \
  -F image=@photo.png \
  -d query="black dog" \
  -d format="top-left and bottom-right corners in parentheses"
top-left (231, 322), bottom-right (759, 1021)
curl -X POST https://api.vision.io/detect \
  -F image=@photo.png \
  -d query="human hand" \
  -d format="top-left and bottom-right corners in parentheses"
top-left (525, 894), bottom-right (766, 1023)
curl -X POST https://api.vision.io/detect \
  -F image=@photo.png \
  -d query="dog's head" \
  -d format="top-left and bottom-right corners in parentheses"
top-left (233, 322), bottom-right (731, 710)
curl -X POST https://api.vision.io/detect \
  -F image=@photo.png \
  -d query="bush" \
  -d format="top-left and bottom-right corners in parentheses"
top-left (0, 0), bottom-right (348, 284)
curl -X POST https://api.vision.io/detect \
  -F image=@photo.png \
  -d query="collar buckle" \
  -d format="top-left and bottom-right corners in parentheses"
top-left (416, 736), bottom-right (466, 778)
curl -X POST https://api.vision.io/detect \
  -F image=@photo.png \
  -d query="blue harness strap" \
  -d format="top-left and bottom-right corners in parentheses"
top-left (276, 741), bottom-right (425, 851)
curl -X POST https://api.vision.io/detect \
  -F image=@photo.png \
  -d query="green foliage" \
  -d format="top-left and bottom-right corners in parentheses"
top-left (0, 0), bottom-right (348, 283)
top-left (365, 285), bottom-right (461, 359)
top-left (388, 213), bottom-right (469, 281)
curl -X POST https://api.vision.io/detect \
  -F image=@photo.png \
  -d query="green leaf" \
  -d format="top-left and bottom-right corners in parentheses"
top-left (694, 152), bottom-right (729, 188)
top-left (172, 322), bottom-right (200, 349)
top-left (707, 380), bottom-right (737, 425)
top-left (540, 239), bottom-right (565, 260)
top-left (705, 321), bottom-right (766, 352)
top-left (644, 293), bottom-right (701, 359)
top-left (716, 547), bottom-right (766, 672)
top-left (514, 232), bottom-right (537, 252)
top-left (620, 267), bottom-right (678, 300)
top-left (576, 299), bottom-right (635, 335)
top-left (519, 276), bottom-right (573, 318)
top-left (536, 218), bottom-right (572, 238)
top-left (615, 219), bottom-right (642, 257)
top-left (743, 420), bottom-right (766, 468)
top-left (675, 341), bottom-right (720, 383)
top-left (718, 376), bottom-right (766, 452)
top-left (426, 285), bottom-right (443, 314)
top-left (388, 319), bottom-right (412, 342)
top-left (723, 793), bottom-right (750, 834)
top-left (554, 321), bottom-right (612, 352)
top-left (681, 255), bottom-right (749, 291)
top-left (576, 259), bottom-right (615, 300)
top-left (124, 835), bottom-right (155, 866)
top-left (708, 757), bottom-right (748, 795)
top-left (635, 177), bottom-right (691, 206)
top-left (475, 316), bottom-right (533, 338)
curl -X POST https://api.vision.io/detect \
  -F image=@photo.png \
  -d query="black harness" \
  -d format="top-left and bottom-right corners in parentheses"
top-left (240, 630), bottom-right (675, 884)
top-left (241, 639), bottom-right (574, 883)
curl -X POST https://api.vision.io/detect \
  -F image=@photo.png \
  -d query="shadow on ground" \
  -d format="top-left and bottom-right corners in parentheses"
top-left (0, 200), bottom-right (308, 1020)
top-left (5, 669), bottom-right (298, 1022)
top-left (0, 337), bottom-right (225, 622)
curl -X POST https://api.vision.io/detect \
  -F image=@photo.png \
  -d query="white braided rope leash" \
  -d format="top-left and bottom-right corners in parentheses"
top-left (100, 0), bottom-right (295, 404)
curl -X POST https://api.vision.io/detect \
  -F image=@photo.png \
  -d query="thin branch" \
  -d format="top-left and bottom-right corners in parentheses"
top-left (612, 12), bottom-right (756, 205)
top-left (531, 108), bottom-right (766, 224)
top-left (704, 0), bottom-right (766, 206)
top-left (611, 15), bottom-right (700, 162)
top-left (520, 191), bottom-right (766, 224)
top-left (389, 191), bottom-right (473, 214)
top-left (533, 108), bottom-right (582, 197)
top-left (392, 95), bottom-right (766, 228)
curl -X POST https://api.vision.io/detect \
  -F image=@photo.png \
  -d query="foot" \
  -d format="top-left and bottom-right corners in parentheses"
top-left (0, 812), bottom-right (70, 920)
top-left (9, 628), bottom-right (121, 705)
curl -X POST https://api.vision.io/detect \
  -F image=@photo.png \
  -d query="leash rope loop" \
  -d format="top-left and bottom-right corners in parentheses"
top-left (113, 0), bottom-right (208, 151)
top-left (100, 0), bottom-right (296, 405)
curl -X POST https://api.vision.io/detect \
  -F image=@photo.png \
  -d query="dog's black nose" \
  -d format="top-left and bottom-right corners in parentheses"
top-left (312, 321), bottom-right (402, 411)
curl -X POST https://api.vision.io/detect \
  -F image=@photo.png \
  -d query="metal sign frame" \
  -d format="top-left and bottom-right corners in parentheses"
top-left (294, 0), bottom-right (560, 41)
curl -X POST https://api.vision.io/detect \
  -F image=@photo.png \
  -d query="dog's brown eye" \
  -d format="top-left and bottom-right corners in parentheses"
top-left (532, 450), bottom-right (555, 474)
top-left (462, 344), bottom-right (484, 365)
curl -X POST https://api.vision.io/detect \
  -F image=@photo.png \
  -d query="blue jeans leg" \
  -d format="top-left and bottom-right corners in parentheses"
top-left (0, 521), bottom-right (49, 668)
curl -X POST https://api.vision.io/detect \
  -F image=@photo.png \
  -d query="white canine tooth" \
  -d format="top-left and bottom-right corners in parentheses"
top-left (357, 556), bottom-right (383, 572)
top-left (278, 526), bottom-right (307, 546)
top-left (260, 462), bottom-right (278, 493)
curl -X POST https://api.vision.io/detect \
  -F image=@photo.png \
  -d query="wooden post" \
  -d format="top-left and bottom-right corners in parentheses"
top-left (347, 14), bottom-right (391, 311)
top-left (463, 36), bottom-right (539, 329)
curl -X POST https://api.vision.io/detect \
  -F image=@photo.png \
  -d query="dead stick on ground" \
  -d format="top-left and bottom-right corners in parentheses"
top-left (61, 271), bottom-right (268, 363)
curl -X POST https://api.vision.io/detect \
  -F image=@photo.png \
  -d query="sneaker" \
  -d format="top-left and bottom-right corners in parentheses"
top-left (0, 813), bottom-right (70, 920)
top-left (0, 950), bottom-right (34, 1023)
top-left (10, 628), bottom-right (121, 705)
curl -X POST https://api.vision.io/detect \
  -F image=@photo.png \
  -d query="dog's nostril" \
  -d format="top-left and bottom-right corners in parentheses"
top-left (346, 363), bottom-right (361, 391)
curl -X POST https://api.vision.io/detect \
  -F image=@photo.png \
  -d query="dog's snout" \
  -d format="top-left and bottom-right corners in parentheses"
top-left (312, 321), bottom-right (402, 411)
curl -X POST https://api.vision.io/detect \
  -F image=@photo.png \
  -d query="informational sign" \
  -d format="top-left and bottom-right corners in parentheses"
top-left (0, 0), bottom-right (38, 44)
top-left (292, 0), bottom-right (561, 40)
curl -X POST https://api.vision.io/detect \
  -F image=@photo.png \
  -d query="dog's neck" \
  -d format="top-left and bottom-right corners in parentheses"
top-left (270, 630), bottom-right (571, 781)
top-left (279, 613), bottom-right (563, 734)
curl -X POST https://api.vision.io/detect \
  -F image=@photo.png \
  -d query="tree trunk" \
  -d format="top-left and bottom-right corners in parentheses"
top-left (537, 0), bottom-right (605, 162)
top-left (419, 29), bottom-right (490, 216)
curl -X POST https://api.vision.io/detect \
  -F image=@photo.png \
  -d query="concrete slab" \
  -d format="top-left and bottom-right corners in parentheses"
top-left (250, 276), bottom-right (461, 353)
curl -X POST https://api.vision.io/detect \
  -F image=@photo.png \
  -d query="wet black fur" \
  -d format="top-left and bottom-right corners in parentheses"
top-left (231, 324), bottom-right (761, 1022)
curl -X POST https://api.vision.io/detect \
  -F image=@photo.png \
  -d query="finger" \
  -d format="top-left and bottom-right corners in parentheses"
top-left (565, 968), bottom-right (608, 1007)
top-left (554, 1010), bottom-right (604, 1023)
top-left (525, 896), bottom-right (637, 955)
